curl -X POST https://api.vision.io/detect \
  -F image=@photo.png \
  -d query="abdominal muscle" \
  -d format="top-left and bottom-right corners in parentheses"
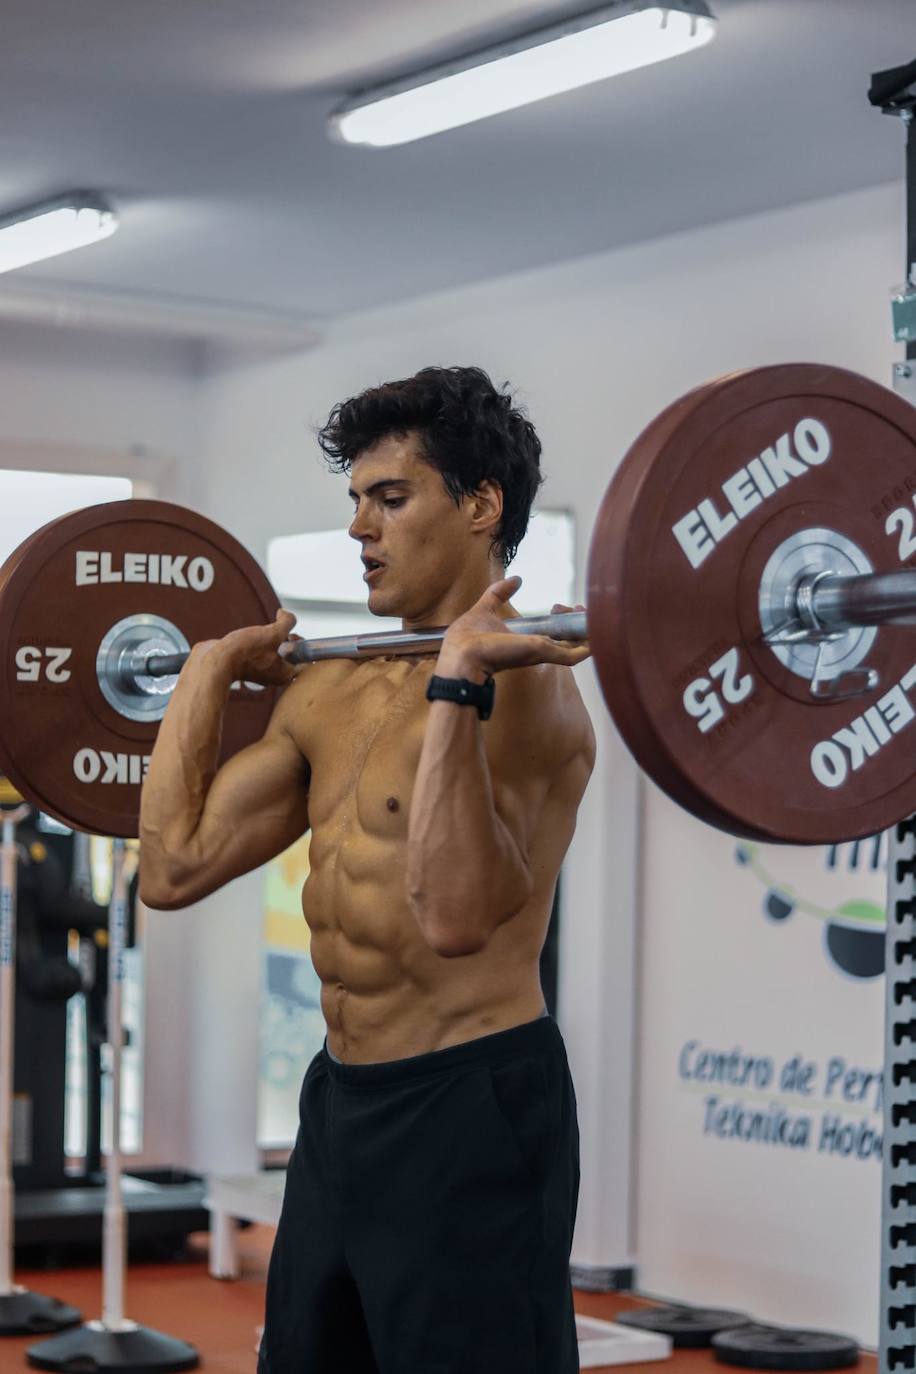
top-left (303, 839), bottom-right (551, 1065)
top-left (290, 656), bottom-right (553, 1065)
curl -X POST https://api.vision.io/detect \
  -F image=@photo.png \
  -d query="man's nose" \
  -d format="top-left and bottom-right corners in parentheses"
top-left (349, 506), bottom-right (375, 541)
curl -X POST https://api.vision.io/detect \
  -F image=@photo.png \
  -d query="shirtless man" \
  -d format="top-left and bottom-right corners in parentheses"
top-left (139, 365), bottom-right (596, 1374)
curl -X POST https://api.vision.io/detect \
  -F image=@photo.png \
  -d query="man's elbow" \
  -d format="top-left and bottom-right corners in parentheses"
top-left (408, 886), bottom-right (482, 957)
top-left (138, 876), bottom-right (190, 911)
top-left (138, 884), bottom-right (189, 911)
top-left (138, 856), bottom-right (196, 911)
top-left (408, 875), bottom-right (533, 959)
top-left (430, 929), bottom-right (488, 958)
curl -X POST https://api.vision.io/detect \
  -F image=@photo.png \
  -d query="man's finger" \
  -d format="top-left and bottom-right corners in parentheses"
top-left (531, 635), bottom-right (590, 660)
top-left (552, 601), bottom-right (586, 622)
top-left (271, 609), bottom-right (297, 637)
top-left (488, 575), bottom-right (522, 603)
top-left (545, 640), bottom-right (591, 665)
top-left (553, 651), bottom-right (591, 668)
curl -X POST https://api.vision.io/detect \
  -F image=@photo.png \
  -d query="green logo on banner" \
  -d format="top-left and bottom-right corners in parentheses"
top-left (734, 841), bottom-right (885, 980)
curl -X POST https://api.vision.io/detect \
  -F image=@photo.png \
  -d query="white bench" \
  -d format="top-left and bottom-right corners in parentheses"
top-left (204, 1171), bottom-right (286, 1279)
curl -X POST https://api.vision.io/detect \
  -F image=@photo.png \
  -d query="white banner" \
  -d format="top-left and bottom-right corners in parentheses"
top-left (635, 784), bottom-right (884, 1346)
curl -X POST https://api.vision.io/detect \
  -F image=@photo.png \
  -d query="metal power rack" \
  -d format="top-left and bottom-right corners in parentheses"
top-left (884, 818), bottom-right (916, 1371)
top-left (871, 56), bottom-right (916, 1374)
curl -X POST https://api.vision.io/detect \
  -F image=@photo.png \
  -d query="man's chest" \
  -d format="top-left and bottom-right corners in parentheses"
top-left (294, 659), bottom-right (437, 833)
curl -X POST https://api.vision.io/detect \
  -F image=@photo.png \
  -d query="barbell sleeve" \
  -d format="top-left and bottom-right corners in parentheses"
top-left (808, 569), bottom-right (916, 629)
top-left (135, 608), bottom-right (590, 679)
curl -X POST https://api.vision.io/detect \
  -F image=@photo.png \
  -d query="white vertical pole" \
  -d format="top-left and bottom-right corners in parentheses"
top-left (102, 837), bottom-right (129, 1331)
top-left (0, 805), bottom-right (30, 1299)
top-left (561, 682), bottom-right (639, 1281)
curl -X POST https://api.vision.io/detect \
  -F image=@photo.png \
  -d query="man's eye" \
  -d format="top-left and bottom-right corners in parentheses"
top-left (383, 498), bottom-right (404, 508)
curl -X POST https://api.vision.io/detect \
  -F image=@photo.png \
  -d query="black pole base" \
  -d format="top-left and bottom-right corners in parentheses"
top-left (27, 1321), bottom-right (199, 1373)
top-left (0, 1288), bottom-right (82, 1336)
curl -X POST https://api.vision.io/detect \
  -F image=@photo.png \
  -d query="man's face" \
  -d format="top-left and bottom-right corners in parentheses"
top-left (347, 432), bottom-right (480, 623)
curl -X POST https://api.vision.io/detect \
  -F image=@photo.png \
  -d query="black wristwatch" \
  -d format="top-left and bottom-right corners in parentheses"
top-left (426, 674), bottom-right (495, 721)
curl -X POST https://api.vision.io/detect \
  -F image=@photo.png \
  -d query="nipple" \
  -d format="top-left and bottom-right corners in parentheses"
top-left (386, 797), bottom-right (400, 813)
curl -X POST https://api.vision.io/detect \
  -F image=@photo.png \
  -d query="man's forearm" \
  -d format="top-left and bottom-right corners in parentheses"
top-left (139, 646), bottom-right (234, 880)
top-left (407, 661), bottom-right (532, 956)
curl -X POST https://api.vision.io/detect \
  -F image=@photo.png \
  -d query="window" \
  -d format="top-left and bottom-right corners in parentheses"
top-left (0, 470), bottom-right (132, 567)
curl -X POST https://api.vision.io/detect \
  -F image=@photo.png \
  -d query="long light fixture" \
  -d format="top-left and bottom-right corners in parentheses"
top-left (329, 1), bottom-right (717, 148)
top-left (0, 193), bottom-right (118, 275)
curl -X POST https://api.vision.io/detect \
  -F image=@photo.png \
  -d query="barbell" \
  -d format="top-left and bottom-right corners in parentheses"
top-left (1, 361), bottom-right (916, 843)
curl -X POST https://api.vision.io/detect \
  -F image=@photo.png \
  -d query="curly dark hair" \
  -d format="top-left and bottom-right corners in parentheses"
top-left (316, 365), bottom-right (544, 565)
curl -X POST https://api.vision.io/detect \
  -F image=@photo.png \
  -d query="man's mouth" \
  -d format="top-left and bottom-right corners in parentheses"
top-left (362, 556), bottom-right (385, 584)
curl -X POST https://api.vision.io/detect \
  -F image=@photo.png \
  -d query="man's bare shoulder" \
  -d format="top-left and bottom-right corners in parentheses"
top-left (490, 662), bottom-right (596, 780)
top-left (268, 658), bottom-right (354, 736)
top-left (287, 656), bottom-right (354, 700)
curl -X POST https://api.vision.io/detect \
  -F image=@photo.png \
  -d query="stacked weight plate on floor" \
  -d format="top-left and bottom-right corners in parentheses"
top-left (712, 1325), bottom-right (860, 1371)
top-left (587, 363), bottom-right (916, 843)
top-left (615, 1304), bottom-right (752, 1348)
top-left (616, 1308), bottom-right (859, 1370)
top-left (0, 500), bottom-right (280, 837)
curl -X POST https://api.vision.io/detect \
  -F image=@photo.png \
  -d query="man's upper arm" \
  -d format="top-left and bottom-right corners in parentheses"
top-left (484, 667), bottom-right (595, 886)
top-left (145, 686), bottom-right (311, 907)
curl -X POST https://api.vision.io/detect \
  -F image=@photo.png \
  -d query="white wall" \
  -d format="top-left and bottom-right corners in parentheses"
top-left (0, 321), bottom-right (201, 492)
top-left (189, 180), bottom-right (905, 1280)
top-left (636, 795), bottom-right (886, 1344)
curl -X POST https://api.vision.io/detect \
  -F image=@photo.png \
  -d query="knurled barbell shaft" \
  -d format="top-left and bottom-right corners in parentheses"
top-left (809, 570), bottom-right (916, 629)
top-left (134, 609), bottom-right (590, 680)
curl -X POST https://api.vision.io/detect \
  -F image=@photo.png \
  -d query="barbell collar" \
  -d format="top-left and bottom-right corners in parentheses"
top-left (809, 569), bottom-right (916, 629)
top-left (137, 609), bottom-right (588, 677)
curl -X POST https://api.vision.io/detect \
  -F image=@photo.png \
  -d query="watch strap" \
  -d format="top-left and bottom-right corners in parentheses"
top-left (426, 674), bottom-right (495, 720)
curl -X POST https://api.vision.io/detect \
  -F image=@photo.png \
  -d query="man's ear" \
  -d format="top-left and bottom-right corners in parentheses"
top-left (470, 479), bottom-right (503, 537)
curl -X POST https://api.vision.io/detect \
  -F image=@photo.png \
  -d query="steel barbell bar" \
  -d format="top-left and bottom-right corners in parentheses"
top-left (129, 568), bottom-right (916, 690)
top-left (126, 610), bottom-right (590, 682)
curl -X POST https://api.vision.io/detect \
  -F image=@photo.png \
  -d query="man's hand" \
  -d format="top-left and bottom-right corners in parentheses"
top-left (191, 609), bottom-right (302, 686)
top-left (438, 577), bottom-right (591, 680)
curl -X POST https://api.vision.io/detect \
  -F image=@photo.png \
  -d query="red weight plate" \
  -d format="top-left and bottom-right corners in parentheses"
top-left (0, 500), bottom-right (280, 837)
top-left (587, 371), bottom-right (772, 841)
top-left (588, 364), bottom-right (916, 844)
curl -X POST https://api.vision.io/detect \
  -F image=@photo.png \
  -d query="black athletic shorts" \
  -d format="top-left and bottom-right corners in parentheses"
top-left (258, 1012), bottom-right (581, 1374)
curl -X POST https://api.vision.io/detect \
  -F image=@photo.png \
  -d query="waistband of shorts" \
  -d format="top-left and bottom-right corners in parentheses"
top-left (321, 1013), bottom-right (564, 1086)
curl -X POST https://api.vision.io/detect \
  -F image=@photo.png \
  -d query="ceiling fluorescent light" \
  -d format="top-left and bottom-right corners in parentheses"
top-left (0, 193), bottom-right (118, 275)
top-left (329, 1), bottom-right (716, 148)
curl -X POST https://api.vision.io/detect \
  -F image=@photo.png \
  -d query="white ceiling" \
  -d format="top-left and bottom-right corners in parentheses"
top-left (0, 0), bottom-right (912, 331)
